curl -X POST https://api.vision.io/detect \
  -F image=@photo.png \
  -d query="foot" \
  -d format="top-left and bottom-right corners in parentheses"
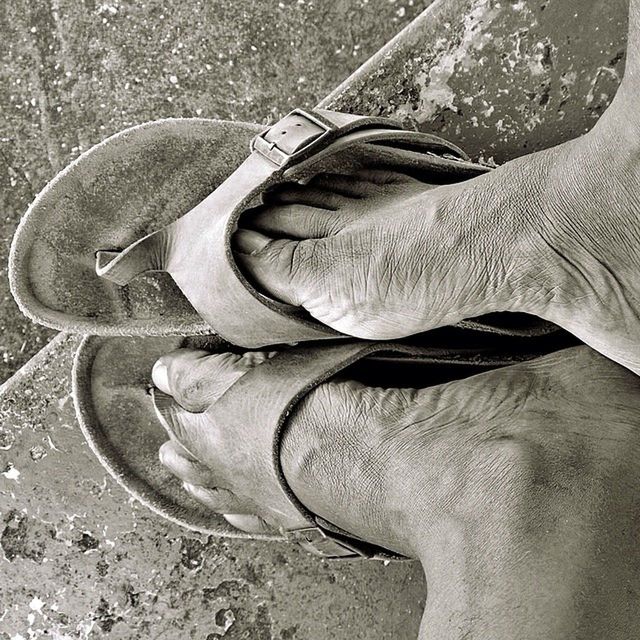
top-left (151, 347), bottom-right (421, 555)
top-left (152, 345), bottom-right (640, 638)
top-left (235, 96), bottom-right (640, 374)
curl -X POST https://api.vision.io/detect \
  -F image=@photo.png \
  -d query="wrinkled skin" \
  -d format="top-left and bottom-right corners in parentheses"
top-left (235, 83), bottom-right (640, 375)
top-left (153, 346), bottom-right (640, 640)
top-left (153, 3), bottom-right (640, 638)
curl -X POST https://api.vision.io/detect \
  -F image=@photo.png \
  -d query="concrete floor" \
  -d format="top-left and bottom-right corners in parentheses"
top-left (0, 0), bottom-right (630, 638)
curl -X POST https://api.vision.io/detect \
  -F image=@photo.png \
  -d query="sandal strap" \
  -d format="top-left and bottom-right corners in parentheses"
top-left (209, 341), bottom-right (520, 560)
top-left (285, 524), bottom-right (402, 560)
top-left (96, 108), bottom-right (488, 348)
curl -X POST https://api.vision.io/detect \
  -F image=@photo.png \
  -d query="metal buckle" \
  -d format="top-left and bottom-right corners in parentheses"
top-left (251, 109), bottom-right (333, 168)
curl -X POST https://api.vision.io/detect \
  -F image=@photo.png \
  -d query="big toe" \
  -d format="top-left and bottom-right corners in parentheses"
top-left (152, 348), bottom-right (276, 412)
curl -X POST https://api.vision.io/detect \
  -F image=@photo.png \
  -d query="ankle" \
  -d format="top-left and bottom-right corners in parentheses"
top-left (279, 382), bottom-right (431, 557)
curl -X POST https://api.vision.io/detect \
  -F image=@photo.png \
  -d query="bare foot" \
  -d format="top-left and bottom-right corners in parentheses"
top-left (153, 345), bottom-right (640, 639)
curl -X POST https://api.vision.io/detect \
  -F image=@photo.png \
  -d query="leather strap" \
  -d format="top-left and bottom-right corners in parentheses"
top-left (203, 341), bottom-right (514, 560)
top-left (96, 108), bottom-right (489, 348)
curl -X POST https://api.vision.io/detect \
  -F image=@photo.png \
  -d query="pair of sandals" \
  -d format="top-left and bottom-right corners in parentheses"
top-left (10, 108), bottom-right (572, 559)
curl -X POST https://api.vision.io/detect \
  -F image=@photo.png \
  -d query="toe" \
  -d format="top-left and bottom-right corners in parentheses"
top-left (159, 440), bottom-right (219, 486)
top-left (152, 389), bottom-right (213, 460)
top-left (152, 348), bottom-right (213, 410)
top-left (241, 204), bottom-right (347, 239)
top-left (264, 184), bottom-right (348, 210)
top-left (223, 514), bottom-right (274, 534)
top-left (153, 349), bottom-right (258, 412)
top-left (182, 484), bottom-right (255, 514)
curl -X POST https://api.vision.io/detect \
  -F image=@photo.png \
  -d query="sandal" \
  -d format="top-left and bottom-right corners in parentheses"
top-left (72, 332), bottom-right (557, 559)
top-left (11, 108), bottom-right (557, 343)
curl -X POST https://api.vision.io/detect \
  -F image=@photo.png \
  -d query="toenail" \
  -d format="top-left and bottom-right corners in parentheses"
top-left (152, 360), bottom-right (170, 394)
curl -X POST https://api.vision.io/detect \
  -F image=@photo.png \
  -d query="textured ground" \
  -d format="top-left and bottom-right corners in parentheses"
top-left (0, 0), bottom-right (630, 638)
top-left (0, 0), bottom-right (426, 384)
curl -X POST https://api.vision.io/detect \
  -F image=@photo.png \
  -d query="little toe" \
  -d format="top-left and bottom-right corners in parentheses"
top-left (159, 440), bottom-right (218, 486)
top-left (265, 184), bottom-right (349, 210)
top-left (307, 173), bottom-right (371, 198)
top-left (182, 484), bottom-right (255, 514)
top-left (353, 168), bottom-right (417, 185)
top-left (223, 514), bottom-right (274, 534)
top-left (241, 204), bottom-right (346, 239)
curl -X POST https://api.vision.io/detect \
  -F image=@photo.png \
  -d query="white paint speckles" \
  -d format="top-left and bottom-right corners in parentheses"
top-left (46, 435), bottom-right (62, 452)
top-left (586, 66), bottom-right (620, 105)
top-left (29, 597), bottom-right (45, 612)
top-left (561, 71), bottom-right (578, 87)
top-left (97, 4), bottom-right (119, 16)
top-left (76, 618), bottom-right (97, 639)
top-left (527, 40), bottom-right (556, 77)
top-left (2, 463), bottom-right (20, 481)
top-left (395, 0), bottom-right (502, 123)
top-left (523, 112), bottom-right (543, 131)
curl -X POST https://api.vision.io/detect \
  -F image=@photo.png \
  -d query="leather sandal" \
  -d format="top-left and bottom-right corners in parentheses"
top-left (72, 333), bottom-right (557, 559)
top-left (11, 109), bottom-right (558, 342)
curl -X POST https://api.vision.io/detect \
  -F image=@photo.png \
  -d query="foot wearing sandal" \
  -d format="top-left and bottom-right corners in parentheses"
top-left (151, 346), bottom-right (421, 557)
top-left (235, 100), bottom-right (640, 375)
top-left (152, 345), bottom-right (640, 638)
top-left (12, 107), bottom-right (559, 344)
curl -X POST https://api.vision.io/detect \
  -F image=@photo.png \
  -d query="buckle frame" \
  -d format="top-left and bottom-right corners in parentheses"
top-left (251, 109), bottom-right (333, 168)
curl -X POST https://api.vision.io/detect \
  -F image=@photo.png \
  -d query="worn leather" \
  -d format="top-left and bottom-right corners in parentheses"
top-left (73, 334), bottom-right (558, 559)
top-left (96, 108), bottom-right (495, 347)
top-left (9, 119), bottom-right (265, 335)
